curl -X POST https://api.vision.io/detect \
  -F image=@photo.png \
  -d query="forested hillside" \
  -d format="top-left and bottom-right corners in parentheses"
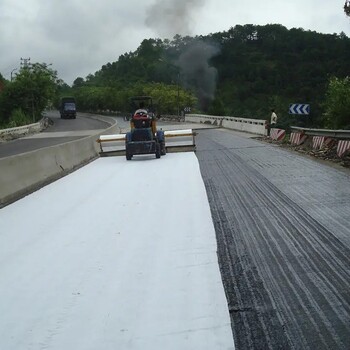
top-left (1, 24), bottom-right (349, 129)
top-left (72, 24), bottom-right (350, 128)
top-left (211, 24), bottom-right (349, 127)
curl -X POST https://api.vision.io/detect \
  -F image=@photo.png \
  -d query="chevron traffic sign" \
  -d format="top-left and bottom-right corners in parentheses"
top-left (289, 103), bottom-right (310, 115)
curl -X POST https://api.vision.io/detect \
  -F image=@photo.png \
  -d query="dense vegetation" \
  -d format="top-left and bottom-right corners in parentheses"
top-left (70, 24), bottom-right (350, 129)
top-left (0, 64), bottom-right (59, 127)
top-left (1, 24), bottom-right (350, 129)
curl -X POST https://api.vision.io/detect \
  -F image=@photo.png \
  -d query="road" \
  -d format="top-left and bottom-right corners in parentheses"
top-left (0, 153), bottom-right (233, 350)
top-left (195, 128), bottom-right (350, 349)
top-left (0, 112), bottom-right (211, 159)
top-left (1, 124), bottom-right (350, 349)
top-left (0, 111), bottom-right (111, 158)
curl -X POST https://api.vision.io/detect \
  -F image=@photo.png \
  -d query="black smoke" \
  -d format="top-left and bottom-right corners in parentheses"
top-left (145, 0), bottom-right (220, 112)
top-left (145, 0), bottom-right (205, 38)
top-left (177, 40), bottom-right (220, 111)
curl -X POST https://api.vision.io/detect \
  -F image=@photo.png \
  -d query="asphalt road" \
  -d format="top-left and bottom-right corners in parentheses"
top-left (0, 113), bottom-right (211, 159)
top-left (0, 111), bottom-right (111, 158)
top-left (2, 116), bottom-right (349, 349)
top-left (195, 128), bottom-right (350, 350)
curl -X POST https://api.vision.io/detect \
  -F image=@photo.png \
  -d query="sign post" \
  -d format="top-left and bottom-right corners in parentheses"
top-left (289, 104), bottom-right (310, 115)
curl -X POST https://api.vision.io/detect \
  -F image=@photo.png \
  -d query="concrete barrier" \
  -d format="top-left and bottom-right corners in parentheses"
top-left (0, 117), bottom-right (50, 140)
top-left (270, 128), bottom-right (286, 141)
top-left (185, 114), bottom-right (223, 126)
top-left (290, 132), bottom-right (308, 146)
top-left (185, 114), bottom-right (266, 135)
top-left (222, 117), bottom-right (266, 135)
top-left (337, 140), bottom-right (350, 157)
top-left (0, 116), bottom-right (118, 208)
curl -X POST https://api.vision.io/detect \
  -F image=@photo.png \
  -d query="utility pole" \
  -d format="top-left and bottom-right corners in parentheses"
top-left (20, 57), bottom-right (31, 69)
top-left (20, 57), bottom-right (34, 121)
top-left (177, 72), bottom-right (180, 117)
top-left (11, 68), bottom-right (17, 81)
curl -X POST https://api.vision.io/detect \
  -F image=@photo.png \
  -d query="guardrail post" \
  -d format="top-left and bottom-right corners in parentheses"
top-left (270, 128), bottom-right (286, 141)
top-left (290, 131), bottom-right (308, 146)
top-left (337, 140), bottom-right (350, 158)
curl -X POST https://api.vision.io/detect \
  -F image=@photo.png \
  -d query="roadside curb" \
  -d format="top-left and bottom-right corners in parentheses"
top-left (0, 116), bottom-right (119, 208)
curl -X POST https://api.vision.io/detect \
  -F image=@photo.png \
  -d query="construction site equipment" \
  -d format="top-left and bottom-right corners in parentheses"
top-left (97, 129), bottom-right (196, 157)
top-left (97, 96), bottom-right (196, 158)
top-left (125, 106), bottom-right (164, 160)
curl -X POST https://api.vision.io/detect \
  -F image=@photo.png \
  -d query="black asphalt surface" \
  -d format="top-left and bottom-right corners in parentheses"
top-left (0, 111), bottom-right (111, 158)
top-left (195, 128), bottom-right (350, 350)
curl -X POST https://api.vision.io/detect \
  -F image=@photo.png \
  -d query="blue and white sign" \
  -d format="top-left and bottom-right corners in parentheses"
top-left (289, 103), bottom-right (310, 115)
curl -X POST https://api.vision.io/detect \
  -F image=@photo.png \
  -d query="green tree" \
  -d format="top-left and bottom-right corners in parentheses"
top-left (73, 77), bottom-right (85, 88)
top-left (322, 77), bottom-right (350, 129)
top-left (0, 73), bottom-right (6, 95)
top-left (208, 97), bottom-right (226, 115)
top-left (0, 63), bottom-right (58, 126)
top-left (68, 24), bottom-right (350, 122)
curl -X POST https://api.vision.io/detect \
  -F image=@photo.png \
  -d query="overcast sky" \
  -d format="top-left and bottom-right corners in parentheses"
top-left (1, 0), bottom-right (349, 85)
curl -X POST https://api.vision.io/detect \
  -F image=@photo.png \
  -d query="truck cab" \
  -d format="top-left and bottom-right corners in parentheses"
top-left (60, 97), bottom-right (76, 119)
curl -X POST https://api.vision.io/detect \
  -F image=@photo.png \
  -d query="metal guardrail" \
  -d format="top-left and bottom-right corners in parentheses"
top-left (290, 127), bottom-right (350, 140)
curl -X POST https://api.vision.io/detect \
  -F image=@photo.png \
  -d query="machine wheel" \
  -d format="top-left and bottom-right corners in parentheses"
top-left (126, 142), bottom-right (132, 160)
top-left (160, 141), bottom-right (166, 156)
top-left (155, 143), bottom-right (161, 159)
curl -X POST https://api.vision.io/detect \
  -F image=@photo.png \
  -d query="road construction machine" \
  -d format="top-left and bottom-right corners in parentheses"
top-left (125, 96), bottom-right (165, 160)
top-left (96, 96), bottom-right (196, 159)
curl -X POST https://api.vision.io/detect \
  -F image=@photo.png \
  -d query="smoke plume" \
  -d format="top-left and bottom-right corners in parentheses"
top-left (145, 0), bottom-right (205, 38)
top-left (177, 40), bottom-right (220, 111)
top-left (145, 0), bottom-right (220, 111)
